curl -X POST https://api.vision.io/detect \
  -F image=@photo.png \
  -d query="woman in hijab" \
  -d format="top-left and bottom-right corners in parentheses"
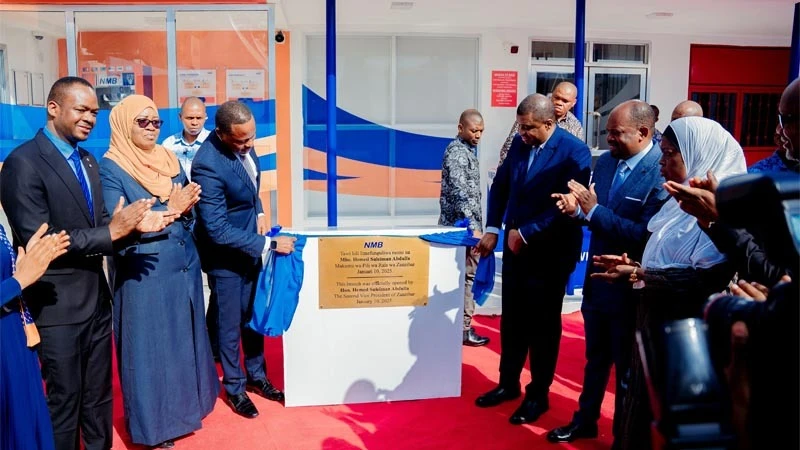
top-left (591, 116), bottom-right (747, 450)
top-left (1, 223), bottom-right (69, 450)
top-left (99, 95), bottom-right (219, 449)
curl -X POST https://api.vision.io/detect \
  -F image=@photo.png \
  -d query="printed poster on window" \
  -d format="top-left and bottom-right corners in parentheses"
top-left (178, 70), bottom-right (216, 104)
top-left (226, 69), bottom-right (265, 102)
top-left (318, 236), bottom-right (430, 309)
top-left (491, 70), bottom-right (518, 107)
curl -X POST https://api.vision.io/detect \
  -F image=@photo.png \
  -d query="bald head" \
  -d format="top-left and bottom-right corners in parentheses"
top-left (179, 97), bottom-right (208, 139)
top-left (606, 100), bottom-right (655, 158)
top-left (552, 82), bottom-right (578, 119)
top-left (457, 108), bottom-right (484, 147)
top-left (671, 100), bottom-right (704, 121)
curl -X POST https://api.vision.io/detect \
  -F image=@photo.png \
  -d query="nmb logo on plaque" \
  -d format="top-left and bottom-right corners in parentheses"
top-left (318, 236), bottom-right (430, 309)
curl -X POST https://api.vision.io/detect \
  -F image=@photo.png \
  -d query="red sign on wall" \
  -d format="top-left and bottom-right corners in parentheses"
top-left (491, 70), bottom-right (518, 107)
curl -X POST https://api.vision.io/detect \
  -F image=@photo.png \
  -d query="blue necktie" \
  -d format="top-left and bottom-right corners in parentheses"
top-left (526, 146), bottom-right (540, 174)
top-left (68, 150), bottom-right (94, 222)
top-left (608, 160), bottom-right (630, 200)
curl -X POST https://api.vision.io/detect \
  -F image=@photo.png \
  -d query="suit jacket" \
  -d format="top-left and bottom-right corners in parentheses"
top-left (0, 130), bottom-right (113, 326)
top-left (191, 132), bottom-right (266, 276)
top-left (487, 126), bottom-right (592, 273)
top-left (581, 146), bottom-right (668, 312)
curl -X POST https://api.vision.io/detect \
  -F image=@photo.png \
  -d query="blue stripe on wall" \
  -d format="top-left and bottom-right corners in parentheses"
top-left (303, 168), bottom-right (358, 181)
top-left (302, 86), bottom-right (452, 171)
top-left (0, 99), bottom-right (276, 162)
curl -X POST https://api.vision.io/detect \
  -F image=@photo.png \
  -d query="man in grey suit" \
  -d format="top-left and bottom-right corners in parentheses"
top-left (547, 100), bottom-right (668, 447)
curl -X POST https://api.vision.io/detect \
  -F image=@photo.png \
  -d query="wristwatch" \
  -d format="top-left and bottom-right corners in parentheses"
top-left (270, 239), bottom-right (277, 250)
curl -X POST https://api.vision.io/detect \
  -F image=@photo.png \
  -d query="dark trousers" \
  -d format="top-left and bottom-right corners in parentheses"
top-left (498, 251), bottom-right (572, 401)
top-left (208, 273), bottom-right (267, 396)
top-left (37, 300), bottom-right (113, 450)
top-left (206, 283), bottom-right (220, 358)
top-left (575, 307), bottom-right (635, 438)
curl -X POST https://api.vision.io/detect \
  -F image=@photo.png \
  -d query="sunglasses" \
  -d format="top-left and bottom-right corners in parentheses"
top-left (778, 113), bottom-right (795, 130)
top-left (134, 118), bottom-right (164, 129)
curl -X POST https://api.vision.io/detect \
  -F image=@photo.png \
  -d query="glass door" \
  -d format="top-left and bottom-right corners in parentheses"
top-left (586, 67), bottom-right (647, 150)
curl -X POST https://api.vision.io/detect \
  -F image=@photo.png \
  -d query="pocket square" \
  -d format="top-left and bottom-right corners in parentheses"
top-left (624, 196), bottom-right (642, 202)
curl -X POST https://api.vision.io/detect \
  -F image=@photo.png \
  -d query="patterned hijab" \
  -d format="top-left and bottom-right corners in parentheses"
top-left (642, 117), bottom-right (747, 269)
top-left (104, 95), bottom-right (180, 201)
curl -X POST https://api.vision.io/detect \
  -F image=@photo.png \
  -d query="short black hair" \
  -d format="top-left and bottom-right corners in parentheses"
top-left (630, 100), bottom-right (656, 131)
top-left (47, 76), bottom-right (94, 105)
top-left (650, 104), bottom-right (660, 118)
top-left (215, 101), bottom-right (253, 134)
top-left (517, 94), bottom-right (555, 121)
top-left (459, 108), bottom-right (483, 124)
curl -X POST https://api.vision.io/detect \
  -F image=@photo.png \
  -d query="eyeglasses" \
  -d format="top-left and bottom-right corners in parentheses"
top-left (134, 118), bottom-right (164, 129)
top-left (778, 113), bottom-right (795, 130)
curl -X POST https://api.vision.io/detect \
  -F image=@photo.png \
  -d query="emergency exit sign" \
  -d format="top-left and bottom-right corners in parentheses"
top-left (491, 70), bottom-right (518, 108)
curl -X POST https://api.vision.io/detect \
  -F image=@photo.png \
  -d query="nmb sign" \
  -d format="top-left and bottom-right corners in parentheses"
top-left (96, 75), bottom-right (121, 87)
top-left (363, 241), bottom-right (384, 248)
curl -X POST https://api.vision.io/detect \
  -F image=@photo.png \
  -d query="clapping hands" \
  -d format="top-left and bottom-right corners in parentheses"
top-left (167, 182), bottom-right (202, 216)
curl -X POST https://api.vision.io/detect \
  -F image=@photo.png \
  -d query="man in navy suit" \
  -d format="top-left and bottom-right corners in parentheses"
top-left (547, 100), bottom-right (668, 446)
top-left (192, 101), bottom-right (295, 419)
top-left (475, 94), bottom-right (592, 425)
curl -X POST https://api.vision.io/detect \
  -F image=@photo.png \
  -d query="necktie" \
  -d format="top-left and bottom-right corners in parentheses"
top-left (608, 160), bottom-right (630, 200)
top-left (68, 150), bottom-right (94, 222)
top-left (239, 153), bottom-right (258, 188)
top-left (527, 146), bottom-right (540, 174)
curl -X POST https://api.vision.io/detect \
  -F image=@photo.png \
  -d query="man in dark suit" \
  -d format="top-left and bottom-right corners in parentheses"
top-left (0, 76), bottom-right (172, 450)
top-left (547, 100), bottom-right (668, 446)
top-left (475, 94), bottom-right (592, 425)
top-left (191, 100), bottom-right (295, 419)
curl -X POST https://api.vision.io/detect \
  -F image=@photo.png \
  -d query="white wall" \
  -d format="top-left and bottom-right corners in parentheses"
top-left (287, 23), bottom-right (789, 227)
top-left (0, 23), bottom-right (60, 104)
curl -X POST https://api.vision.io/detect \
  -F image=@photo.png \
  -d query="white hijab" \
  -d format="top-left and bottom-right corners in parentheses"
top-left (642, 117), bottom-right (747, 270)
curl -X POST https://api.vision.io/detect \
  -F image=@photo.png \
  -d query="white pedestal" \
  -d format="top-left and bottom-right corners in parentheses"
top-left (282, 226), bottom-right (465, 407)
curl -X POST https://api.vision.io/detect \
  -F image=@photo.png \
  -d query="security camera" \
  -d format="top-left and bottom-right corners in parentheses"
top-left (33, 34), bottom-right (44, 41)
top-left (275, 30), bottom-right (285, 44)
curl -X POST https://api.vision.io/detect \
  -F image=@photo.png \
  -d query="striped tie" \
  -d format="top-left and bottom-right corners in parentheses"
top-left (68, 150), bottom-right (94, 223)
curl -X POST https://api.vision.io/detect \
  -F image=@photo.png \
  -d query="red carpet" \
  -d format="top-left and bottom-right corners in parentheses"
top-left (111, 312), bottom-right (616, 449)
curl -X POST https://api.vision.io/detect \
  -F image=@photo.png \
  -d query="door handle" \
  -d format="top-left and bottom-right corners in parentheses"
top-left (590, 111), bottom-right (601, 150)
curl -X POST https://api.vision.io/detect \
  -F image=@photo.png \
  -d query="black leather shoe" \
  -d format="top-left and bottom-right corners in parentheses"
top-left (509, 399), bottom-right (549, 425)
top-left (227, 392), bottom-right (259, 418)
top-left (463, 328), bottom-right (490, 347)
top-left (475, 385), bottom-right (521, 408)
top-left (546, 421), bottom-right (599, 442)
top-left (246, 378), bottom-right (285, 402)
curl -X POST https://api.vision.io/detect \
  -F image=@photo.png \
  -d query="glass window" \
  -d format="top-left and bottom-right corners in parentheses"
top-left (531, 41), bottom-right (576, 61)
top-left (176, 11), bottom-right (271, 107)
top-left (75, 11), bottom-right (168, 109)
top-left (0, 11), bottom-right (66, 153)
top-left (395, 36), bottom-right (478, 124)
top-left (592, 43), bottom-right (647, 63)
top-left (304, 35), bottom-right (478, 220)
top-left (306, 36), bottom-right (391, 124)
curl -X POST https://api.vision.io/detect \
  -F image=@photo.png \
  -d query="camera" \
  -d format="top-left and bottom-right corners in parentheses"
top-left (275, 30), bottom-right (285, 43)
top-left (640, 172), bottom-right (800, 449)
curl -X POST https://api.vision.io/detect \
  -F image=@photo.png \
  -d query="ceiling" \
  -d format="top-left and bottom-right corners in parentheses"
top-left (279, 0), bottom-right (796, 38)
top-left (0, 0), bottom-right (794, 39)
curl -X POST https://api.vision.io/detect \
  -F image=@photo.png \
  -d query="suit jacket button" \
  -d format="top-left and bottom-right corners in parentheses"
top-left (179, 240), bottom-right (185, 246)
top-left (182, 267), bottom-right (189, 272)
